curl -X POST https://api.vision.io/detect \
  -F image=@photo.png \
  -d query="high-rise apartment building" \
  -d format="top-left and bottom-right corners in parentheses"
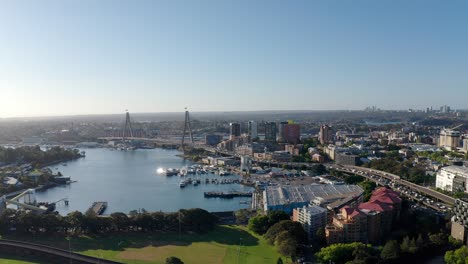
top-left (247, 121), bottom-right (258, 140)
top-left (326, 206), bottom-right (367, 244)
top-left (436, 166), bottom-right (468, 192)
top-left (293, 205), bottom-right (328, 240)
top-left (265, 122), bottom-right (277, 142)
top-left (229, 123), bottom-right (241, 140)
top-left (439, 128), bottom-right (461, 150)
top-left (283, 124), bottom-right (301, 144)
top-left (319, 125), bottom-right (333, 145)
top-left (277, 121), bottom-right (288, 142)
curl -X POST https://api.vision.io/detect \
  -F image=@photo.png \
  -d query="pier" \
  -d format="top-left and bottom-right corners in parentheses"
top-left (89, 202), bottom-right (108, 215)
top-left (204, 192), bottom-right (252, 199)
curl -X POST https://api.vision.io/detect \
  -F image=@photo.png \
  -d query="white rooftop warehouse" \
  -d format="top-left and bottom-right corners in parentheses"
top-left (263, 184), bottom-right (364, 213)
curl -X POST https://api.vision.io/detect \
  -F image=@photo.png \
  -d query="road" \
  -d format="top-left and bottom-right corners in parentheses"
top-left (0, 239), bottom-right (121, 264)
top-left (325, 164), bottom-right (455, 206)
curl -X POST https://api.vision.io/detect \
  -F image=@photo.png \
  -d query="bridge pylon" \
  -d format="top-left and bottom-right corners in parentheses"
top-left (123, 110), bottom-right (134, 141)
top-left (181, 108), bottom-right (194, 153)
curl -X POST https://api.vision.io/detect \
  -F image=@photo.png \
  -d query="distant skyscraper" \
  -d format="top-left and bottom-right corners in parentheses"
top-left (440, 105), bottom-right (451, 113)
top-left (265, 122), bottom-right (277, 142)
top-left (284, 124), bottom-right (301, 144)
top-left (319, 124), bottom-right (333, 145)
top-left (277, 121), bottom-right (288, 142)
top-left (248, 120), bottom-right (258, 140)
top-left (230, 122), bottom-right (241, 140)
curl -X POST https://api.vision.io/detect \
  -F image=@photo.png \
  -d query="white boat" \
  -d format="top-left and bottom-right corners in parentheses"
top-left (179, 180), bottom-right (186, 188)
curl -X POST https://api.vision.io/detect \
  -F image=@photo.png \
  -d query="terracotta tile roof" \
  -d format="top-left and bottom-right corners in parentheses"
top-left (374, 187), bottom-right (399, 196)
top-left (370, 192), bottom-right (402, 205)
top-left (358, 200), bottom-right (394, 212)
top-left (341, 206), bottom-right (364, 219)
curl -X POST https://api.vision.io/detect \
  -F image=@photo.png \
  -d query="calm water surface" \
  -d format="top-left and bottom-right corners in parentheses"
top-left (34, 148), bottom-right (252, 215)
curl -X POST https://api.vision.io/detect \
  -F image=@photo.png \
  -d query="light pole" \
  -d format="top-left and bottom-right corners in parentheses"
top-left (66, 236), bottom-right (72, 264)
top-left (237, 237), bottom-right (242, 264)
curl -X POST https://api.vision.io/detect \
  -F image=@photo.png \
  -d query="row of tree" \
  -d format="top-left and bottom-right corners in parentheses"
top-left (315, 231), bottom-right (461, 264)
top-left (363, 156), bottom-right (429, 184)
top-left (0, 208), bottom-right (217, 236)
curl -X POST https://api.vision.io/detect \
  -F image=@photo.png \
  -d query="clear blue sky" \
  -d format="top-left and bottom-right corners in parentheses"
top-left (1, 0), bottom-right (467, 117)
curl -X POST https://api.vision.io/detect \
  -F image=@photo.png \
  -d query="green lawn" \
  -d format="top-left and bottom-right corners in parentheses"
top-left (0, 254), bottom-right (44, 264)
top-left (2, 225), bottom-right (283, 264)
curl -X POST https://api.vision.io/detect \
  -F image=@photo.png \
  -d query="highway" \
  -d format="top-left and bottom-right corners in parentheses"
top-left (326, 164), bottom-right (455, 206)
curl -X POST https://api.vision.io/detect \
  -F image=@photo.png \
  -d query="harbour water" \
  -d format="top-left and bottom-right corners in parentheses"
top-left (34, 148), bottom-right (253, 215)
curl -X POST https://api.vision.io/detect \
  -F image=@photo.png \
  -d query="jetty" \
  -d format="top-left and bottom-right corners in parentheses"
top-left (204, 192), bottom-right (252, 199)
top-left (89, 201), bottom-right (108, 215)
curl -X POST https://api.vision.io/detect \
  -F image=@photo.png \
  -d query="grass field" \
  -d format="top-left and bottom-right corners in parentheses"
top-left (0, 255), bottom-right (43, 264)
top-left (1, 225), bottom-right (284, 264)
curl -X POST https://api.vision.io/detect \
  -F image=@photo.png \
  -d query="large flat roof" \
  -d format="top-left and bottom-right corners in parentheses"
top-left (441, 166), bottom-right (468, 176)
top-left (264, 184), bottom-right (363, 207)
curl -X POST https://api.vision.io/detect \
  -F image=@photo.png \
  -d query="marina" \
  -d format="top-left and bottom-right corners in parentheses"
top-left (34, 148), bottom-right (253, 214)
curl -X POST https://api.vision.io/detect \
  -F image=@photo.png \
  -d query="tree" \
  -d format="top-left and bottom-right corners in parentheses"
top-left (358, 181), bottom-right (376, 201)
top-left (276, 257), bottom-right (283, 264)
top-left (110, 212), bottom-right (130, 232)
top-left (445, 246), bottom-right (468, 264)
top-left (380, 240), bottom-right (400, 262)
top-left (247, 215), bottom-right (269, 235)
top-left (400, 236), bottom-right (417, 254)
top-left (264, 220), bottom-right (307, 245)
top-left (276, 233), bottom-right (297, 257)
top-left (314, 228), bottom-right (327, 247)
top-left (234, 209), bottom-right (250, 224)
top-left (267, 210), bottom-right (290, 226)
top-left (429, 232), bottom-right (447, 247)
top-left (165, 256), bottom-right (184, 264)
top-left (315, 242), bottom-right (368, 264)
top-left (416, 234), bottom-right (425, 249)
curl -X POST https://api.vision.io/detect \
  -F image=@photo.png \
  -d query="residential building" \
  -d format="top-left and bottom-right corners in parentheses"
top-left (324, 145), bottom-right (337, 160)
top-left (325, 187), bottom-right (401, 245)
top-left (283, 124), bottom-right (301, 144)
top-left (452, 199), bottom-right (468, 244)
top-left (265, 122), bottom-right (277, 142)
top-left (277, 121), bottom-right (288, 142)
top-left (312, 153), bottom-right (325, 163)
top-left (247, 121), bottom-right (258, 140)
top-left (436, 166), bottom-right (468, 192)
top-left (319, 125), bottom-right (333, 145)
top-left (285, 144), bottom-right (303, 156)
top-left (439, 128), bottom-right (461, 150)
top-left (335, 152), bottom-right (360, 166)
top-left (229, 123), bottom-right (241, 139)
top-left (326, 206), bottom-right (367, 244)
top-left (205, 134), bottom-right (223, 146)
top-left (463, 139), bottom-right (468, 153)
top-left (293, 205), bottom-right (328, 240)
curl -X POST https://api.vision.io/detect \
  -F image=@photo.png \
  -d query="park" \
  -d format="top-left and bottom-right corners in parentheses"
top-left (0, 225), bottom-right (282, 264)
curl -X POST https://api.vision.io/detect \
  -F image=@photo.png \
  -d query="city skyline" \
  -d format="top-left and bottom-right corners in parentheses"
top-left (1, 0), bottom-right (468, 117)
